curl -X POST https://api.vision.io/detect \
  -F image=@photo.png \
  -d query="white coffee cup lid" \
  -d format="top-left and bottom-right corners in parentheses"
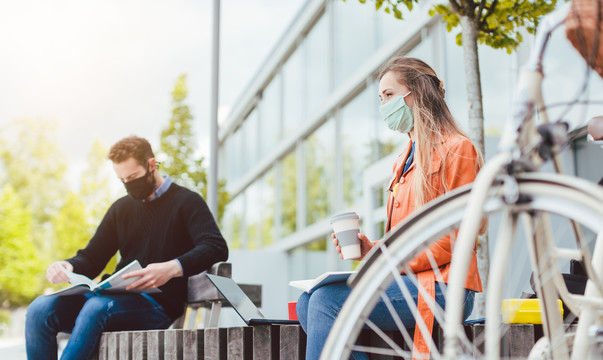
top-left (330, 211), bottom-right (359, 224)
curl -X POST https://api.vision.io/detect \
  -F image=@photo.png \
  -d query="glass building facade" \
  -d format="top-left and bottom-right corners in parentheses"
top-left (217, 0), bottom-right (603, 300)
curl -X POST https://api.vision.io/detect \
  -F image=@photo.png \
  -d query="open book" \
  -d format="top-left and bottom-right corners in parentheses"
top-left (288, 271), bottom-right (355, 294)
top-left (50, 260), bottom-right (161, 296)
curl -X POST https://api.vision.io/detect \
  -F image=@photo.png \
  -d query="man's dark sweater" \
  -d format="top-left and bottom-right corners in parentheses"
top-left (66, 183), bottom-right (228, 321)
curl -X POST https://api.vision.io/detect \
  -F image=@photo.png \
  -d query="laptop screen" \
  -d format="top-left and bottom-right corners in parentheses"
top-left (206, 274), bottom-right (265, 322)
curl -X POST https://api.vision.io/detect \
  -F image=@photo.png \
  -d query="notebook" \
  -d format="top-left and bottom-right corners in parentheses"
top-left (206, 274), bottom-right (299, 325)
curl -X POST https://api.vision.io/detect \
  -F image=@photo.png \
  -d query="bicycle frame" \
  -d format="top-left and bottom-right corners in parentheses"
top-left (444, 3), bottom-right (603, 359)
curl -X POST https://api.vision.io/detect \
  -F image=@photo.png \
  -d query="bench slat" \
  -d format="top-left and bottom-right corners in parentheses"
top-left (280, 325), bottom-right (306, 360)
top-left (146, 330), bottom-right (165, 360)
top-left (183, 329), bottom-right (204, 360)
top-left (164, 330), bottom-right (183, 360)
top-left (252, 325), bottom-right (280, 360)
top-left (227, 327), bottom-right (253, 360)
top-left (132, 331), bottom-right (147, 360)
top-left (205, 327), bottom-right (227, 360)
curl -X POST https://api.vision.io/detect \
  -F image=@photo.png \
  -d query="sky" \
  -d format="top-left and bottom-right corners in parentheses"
top-left (0, 0), bottom-right (306, 189)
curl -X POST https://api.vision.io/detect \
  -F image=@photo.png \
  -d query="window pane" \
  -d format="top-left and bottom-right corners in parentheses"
top-left (305, 14), bottom-right (329, 116)
top-left (376, 7), bottom-right (405, 47)
top-left (221, 195), bottom-right (243, 249)
top-left (281, 151), bottom-right (297, 237)
top-left (282, 49), bottom-right (304, 139)
top-left (405, 33), bottom-right (434, 65)
top-left (219, 138), bottom-right (231, 190)
top-left (245, 183), bottom-right (261, 249)
top-left (260, 170), bottom-right (275, 247)
top-left (241, 108), bottom-right (259, 174)
top-left (259, 74), bottom-right (282, 159)
top-left (340, 87), bottom-right (378, 208)
top-left (304, 118), bottom-right (335, 225)
top-left (288, 237), bottom-right (330, 286)
top-left (333, 0), bottom-right (375, 88)
top-left (227, 128), bottom-right (243, 181)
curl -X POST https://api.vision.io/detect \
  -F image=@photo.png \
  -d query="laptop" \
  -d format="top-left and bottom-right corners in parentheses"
top-left (206, 274), bottom-right (299, 325)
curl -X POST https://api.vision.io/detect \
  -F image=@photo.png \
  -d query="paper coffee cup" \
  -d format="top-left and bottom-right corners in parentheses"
top-left (330, 212), bottom-right (361, 260)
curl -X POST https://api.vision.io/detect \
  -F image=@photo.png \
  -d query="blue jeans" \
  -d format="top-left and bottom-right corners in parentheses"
top-left (296, 277), bottom-right (475, 360)
top-left (25, 293), bottom-right (173, 360)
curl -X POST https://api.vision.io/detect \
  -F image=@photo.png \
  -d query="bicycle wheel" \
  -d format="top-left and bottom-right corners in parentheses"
top-left (320, 172), bottom-right (603, 360)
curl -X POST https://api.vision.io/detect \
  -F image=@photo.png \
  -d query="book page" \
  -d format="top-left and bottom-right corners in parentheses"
top-left (289, 271), bottom-right (355, 294)
top-left (62, 268), bottom-right (98, 289)
top-left (288, 279), bottom-right (315, 292)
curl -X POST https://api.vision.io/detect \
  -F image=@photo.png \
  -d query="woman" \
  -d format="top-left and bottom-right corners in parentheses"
top-left (296, 57), bottom-right (484, 360)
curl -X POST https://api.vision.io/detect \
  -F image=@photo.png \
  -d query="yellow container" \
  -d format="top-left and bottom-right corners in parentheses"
top-left (501, 299), bottom-right (563, 324)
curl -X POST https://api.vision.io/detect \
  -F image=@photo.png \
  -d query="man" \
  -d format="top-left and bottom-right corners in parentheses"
top-left (25, 136), bottom-right (228, 359)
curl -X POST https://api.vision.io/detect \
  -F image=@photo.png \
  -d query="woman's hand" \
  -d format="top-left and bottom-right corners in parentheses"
top-left (332, 232), bottom-right (374, 260)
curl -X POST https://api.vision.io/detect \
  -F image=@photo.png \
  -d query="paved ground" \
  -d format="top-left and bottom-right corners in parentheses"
top-left (0, 338), bottom-right (26, 360)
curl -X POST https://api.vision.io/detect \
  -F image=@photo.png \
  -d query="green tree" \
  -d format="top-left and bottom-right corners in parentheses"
top-left (79, 140), bottom-right (113, 225)
top-left (0, 185), bottom-right (43, 306)
top-left (159, 74), bottom-right (229, 221)
top-left (0, 118), bottom-right (68, 253)
top-left (51, 141), bottom-right (116, 279)
top-left (79, 140), bottom-right (117, 276)
top-left (51, 192), bottom-right (89, 261)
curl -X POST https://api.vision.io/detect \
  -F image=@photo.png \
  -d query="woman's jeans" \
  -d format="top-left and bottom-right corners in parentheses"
top-left (25, 293), bottom-right (173, 360)
top-left (296, 277), bottom-right (475, 360)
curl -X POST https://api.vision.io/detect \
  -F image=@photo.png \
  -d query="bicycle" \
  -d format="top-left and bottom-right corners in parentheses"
top-left (320, 1), bottom-right (603, 359)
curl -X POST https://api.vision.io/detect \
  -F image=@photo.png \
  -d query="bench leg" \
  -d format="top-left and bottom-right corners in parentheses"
top-left (186, 308), bottom-right (198, 329)
top-left (206, 302), bottom-right (222, 328)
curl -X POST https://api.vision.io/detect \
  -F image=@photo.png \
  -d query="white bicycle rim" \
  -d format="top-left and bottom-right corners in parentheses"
top-left (321, 173), bottom-right (603, 360)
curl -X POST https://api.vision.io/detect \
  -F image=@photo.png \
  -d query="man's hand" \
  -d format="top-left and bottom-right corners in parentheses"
top-left (123, 260), bottom-right (182, 291)
top-left (332, 232), bottom-right (374, 260)
top-left (46, 261), bottom-right (73, 284)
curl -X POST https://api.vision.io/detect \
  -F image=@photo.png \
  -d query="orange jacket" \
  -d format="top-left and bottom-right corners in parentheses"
top-left (385, 134), bottom-right (482, 357)
top-left (385, 134), bottom-right (482, 292)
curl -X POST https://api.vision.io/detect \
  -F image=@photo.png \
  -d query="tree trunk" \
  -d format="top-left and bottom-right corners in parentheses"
top-left (460, 16), bottom-right (485, 154)
top-left (460, 15), bottom-right (489, 317)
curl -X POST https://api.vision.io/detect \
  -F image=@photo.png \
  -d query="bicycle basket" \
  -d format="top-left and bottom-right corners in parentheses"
top-left (566, 0), bottom-right (603, 78)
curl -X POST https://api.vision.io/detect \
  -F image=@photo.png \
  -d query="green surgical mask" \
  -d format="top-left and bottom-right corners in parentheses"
top-left (379, 91), bottom-right (413, 133)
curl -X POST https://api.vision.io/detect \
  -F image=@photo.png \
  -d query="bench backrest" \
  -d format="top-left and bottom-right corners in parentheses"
top-left (187, 262), bottom-right (232, 304)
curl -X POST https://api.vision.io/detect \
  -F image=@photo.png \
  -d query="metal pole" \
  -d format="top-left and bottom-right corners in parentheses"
top-left (208, 0), bottom-right (220, 218)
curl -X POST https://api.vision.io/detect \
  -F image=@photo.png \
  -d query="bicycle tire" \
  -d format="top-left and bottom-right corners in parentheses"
top-left (320, 172), bottom-right (603, 360)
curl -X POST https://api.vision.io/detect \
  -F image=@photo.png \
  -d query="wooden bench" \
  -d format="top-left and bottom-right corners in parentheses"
top-left (96, 322), bottom-right (555, 359)
top-left (172, 262), bottom-right (262, 329)
top-left (96, 324), bottom-right (306, 360)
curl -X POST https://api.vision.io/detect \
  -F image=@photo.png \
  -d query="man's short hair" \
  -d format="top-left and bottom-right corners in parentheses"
top-left (108, 136), bottom-right (155, 166)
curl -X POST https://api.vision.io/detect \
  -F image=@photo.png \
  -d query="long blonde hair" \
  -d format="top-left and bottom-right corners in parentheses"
top-left (379, 57), bottom-right (484, 207)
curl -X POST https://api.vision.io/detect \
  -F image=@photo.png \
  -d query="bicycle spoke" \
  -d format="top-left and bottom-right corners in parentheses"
top-left (381, 246), bottom-right (441, 357)
top-left (379, 290), bottom-right (415, 349)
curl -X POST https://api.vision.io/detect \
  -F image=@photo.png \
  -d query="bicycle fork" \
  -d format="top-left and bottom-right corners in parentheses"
top-left (524, 212), bottom-right (570, 360)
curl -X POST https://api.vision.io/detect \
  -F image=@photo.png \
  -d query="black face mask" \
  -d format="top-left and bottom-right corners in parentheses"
top-left (124, 165), bottom-right (156, 201)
